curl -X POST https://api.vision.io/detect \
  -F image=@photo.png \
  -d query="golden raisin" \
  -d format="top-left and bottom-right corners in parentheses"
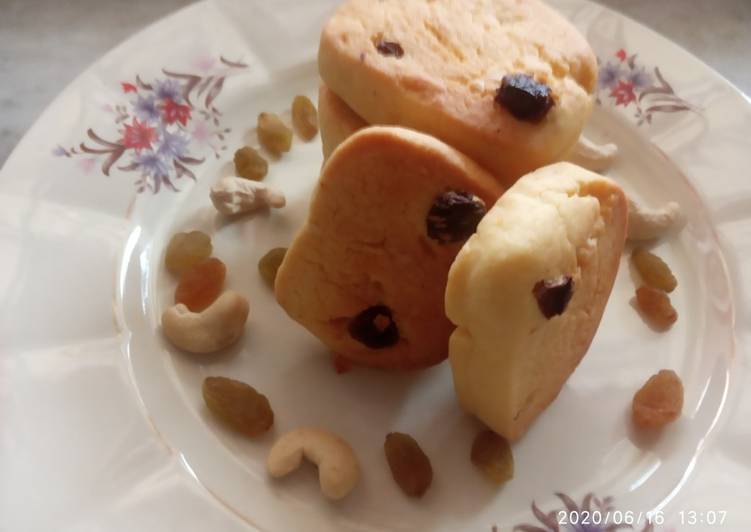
top-left (632, 369), bottom-right (683, 429)
top-left (203, 377), bottom-right (273, 437)
top-left (165, 231), bottom-right (212, 277)
top-left (258, 247), bottom-right (287, 288)
top-left (291, 95), bottom-right (319, 141)
top-left (632, 248), bottom-right (677, 293)
top-left (384, 432), bottom-right (433, 498)
top-left (635, 286), bottom-right (678, 330)
top-left (471, 430), bottom-right (514, 484)
top-left (233, 146), bottom-right (268, 181)
top-left (257, 112), bottom-right (292, 156)
top-left (175, 257), bottom-right (226, 312)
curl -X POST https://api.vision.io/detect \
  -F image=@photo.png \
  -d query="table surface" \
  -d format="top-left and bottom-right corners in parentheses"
top-left (1, 0), bottom-right (750, 166)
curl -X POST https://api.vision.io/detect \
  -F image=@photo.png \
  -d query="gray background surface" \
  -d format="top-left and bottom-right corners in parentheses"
top-left (1, 0), bottom-right (750, 166)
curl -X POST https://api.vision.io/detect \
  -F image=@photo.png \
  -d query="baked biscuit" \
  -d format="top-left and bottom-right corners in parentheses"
top-left (445, 162), bottom-right (627, 439)
top-left (319, 84), bottom-right (366, 160)
top-left (318, 0), bottom-right (597, 186)
top-left (275, 126), bottom-right (503, 370)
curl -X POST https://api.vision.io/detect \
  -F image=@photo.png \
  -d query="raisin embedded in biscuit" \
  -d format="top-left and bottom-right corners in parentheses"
top-left (374, 37), bottom-right (404, 58)
top-left (533, 276), bottom-right (573, 318)
top-left (426, 190), bottom-right (487, 244)
top-left (495, 74), bottom-right (554, 122)
top-left (348, 305), bottom-right (400, 348)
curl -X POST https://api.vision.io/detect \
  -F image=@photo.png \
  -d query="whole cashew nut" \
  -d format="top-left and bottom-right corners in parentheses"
top-left (628, 197), bottom-right (685, 241)
top-left (267, 427), bottom-right (360, 500)
top-left (161, 291), bottom-right (250, 354)
top-left (565, 134), bottom-right (619, 172)
top-left (210, 176), bottom-right (286, 216)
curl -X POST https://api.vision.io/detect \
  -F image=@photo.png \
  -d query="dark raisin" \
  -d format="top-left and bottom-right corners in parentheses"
top-left (533, 276), bottom-right (573, 318)
top-left (426, 190), bottom-right (486, 244)
top-left (375, 39), bottom-right (404, 58)
top-left (348, 305), bottom-right (399, 348)
top-left (495, 73), bottom-right (554, 122)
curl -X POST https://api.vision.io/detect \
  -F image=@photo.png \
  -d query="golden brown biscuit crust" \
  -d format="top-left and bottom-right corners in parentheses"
top-left (319, 0), bottom-right (597, 186)
top-left (275, 126), bottom-right (503, 370)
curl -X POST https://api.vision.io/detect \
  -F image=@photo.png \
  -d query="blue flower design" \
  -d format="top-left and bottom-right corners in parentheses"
top-left (133, 95), bottom-right (160, 123)
top-left (133, 151), bottom-right (169, 179)
top-left (598, 62), bottom-right (624, 90)
top-left (627, 67), bottom-right (653, 90)
top-left (154, 79), bottom-right (183, 102)
top-left (157, 129), bottom-right (190, 161)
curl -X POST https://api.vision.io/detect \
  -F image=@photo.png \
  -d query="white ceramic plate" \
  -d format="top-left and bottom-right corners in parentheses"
top-left (2, 1), bottom-right (750, 530)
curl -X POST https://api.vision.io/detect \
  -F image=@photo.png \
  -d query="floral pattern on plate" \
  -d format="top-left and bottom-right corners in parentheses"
top-left (54, 56), bottom-right (247, 193)
top-left (597, 49), bottom-right (698, 126)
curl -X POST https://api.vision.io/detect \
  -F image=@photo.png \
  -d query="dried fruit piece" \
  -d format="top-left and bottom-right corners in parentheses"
top-left (471, 430), bottom-right (514, 484)
top-left (495, 73), bottom-right (554, 122)
top-left (374, 39), bottom-right (404, 58)
top-left (291, 95), bottom-right (319, 141)
top-left (348, 305), bottom-right (399, 348)
top-left (165, 231), bottom-right (212, 277)
top-left (258, 247), bottom-right (287, 288)
top-left (632, 248), bottom-right (677, 293)
top-left (632, 369), bottom-right (683, 429)
top-left (257, 112), bottom-right (293, 156)
top-left (203, 376), bottom-right (274, 437)
top-left (233, 146), bottom-right (268, 181)
top-left (426, 190), bottom-right (486, 244)
top-left (175, 257), bottom-right (226, 312)
top-left (635, 286), bottom-right (677, 329)
top-left (533, 276), bottom-right (573, 318)
top-left (384, 432), bottom-right (432, 497)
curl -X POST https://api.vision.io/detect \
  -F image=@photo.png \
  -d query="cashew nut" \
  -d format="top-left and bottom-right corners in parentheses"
top-left (565, 134), bottom-right (619, 172)
top-left (161, 291), bottom-right (250, 354)
top-left (210, 176), bottom-right (286, 216)
top-left (267, 427), bottom-right (360, 500)
top-left (628, 197), bottom-right (685, 241)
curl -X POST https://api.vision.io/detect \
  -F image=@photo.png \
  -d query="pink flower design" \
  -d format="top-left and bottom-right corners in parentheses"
top-left (161, 98), bottom-right (192, 126)
top-left (615, 48), bottom-right (627, 62)
top-left (610, 80), bottom-right (636, 107)
top-left (121, 82), bottom-right (138, 93)
top-left (121, 119), bottom-right (157, 151)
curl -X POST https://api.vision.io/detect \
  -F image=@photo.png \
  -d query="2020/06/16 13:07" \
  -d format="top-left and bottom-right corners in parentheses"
top-left (556, 509), bottom-right (728, 527)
